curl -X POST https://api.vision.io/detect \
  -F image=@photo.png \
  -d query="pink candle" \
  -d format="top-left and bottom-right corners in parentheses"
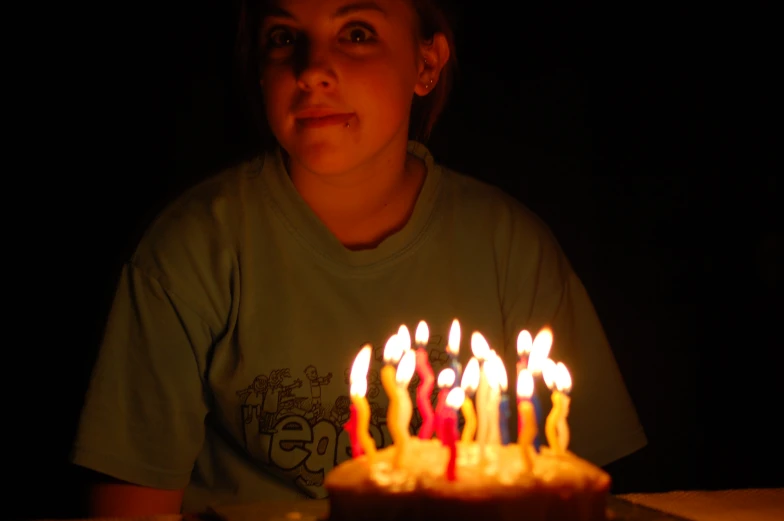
top-left (345, 403), bottom-right (363, 458)
top-left (414, 321), bottom-right (436, 439)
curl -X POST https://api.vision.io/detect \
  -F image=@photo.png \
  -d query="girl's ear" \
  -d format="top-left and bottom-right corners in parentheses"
top-left (414, 33), bottom-right (450, 97)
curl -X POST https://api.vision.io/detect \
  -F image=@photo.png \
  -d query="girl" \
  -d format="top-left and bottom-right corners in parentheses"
top-left (72, 0), bottom-right (646, 515)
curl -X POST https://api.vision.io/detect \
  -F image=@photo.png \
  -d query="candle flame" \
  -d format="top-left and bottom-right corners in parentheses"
top-left (555, 361), bottom-right (572, 393)
top-left (350, 378), bottom-right (368, 398)
top-left (517, 330), bottom-right (533, 356)
top-left (395, 349), bottom-right (416, 386)
top-left (383, 334), bottom-right (403, 364)
top-left (470, 331), bottom-right (491, 360)
top-left (495, 353), bottom-right (509, 392)
top-left (483, 352), bottom-right (505, 390)
top-left (446, 319), bottom-right (461, 356)
top-left (528, 328), bottom-right (553, 373)
top-left (397, 325), bottom-right (412, 352)
top-left (517, 369), bottom-right (534, 399)
top-left (541, 358), bottom-right (558, 390)
top-left (415, 320), bottom-right (429, 346)
top-left (445, 386), bottom-right (466, 409)
top-left (528, 328), bottom-right (553, 374)
top-left (437, 368), bottom-right (455, 389)
top-left (349, 344), bottom-right (373, 385)
top-left (461, 357), bottom-right (480, 394)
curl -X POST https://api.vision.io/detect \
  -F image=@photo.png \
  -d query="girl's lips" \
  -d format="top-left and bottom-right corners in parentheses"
top-left (296, 113), bottom-right (354, 129)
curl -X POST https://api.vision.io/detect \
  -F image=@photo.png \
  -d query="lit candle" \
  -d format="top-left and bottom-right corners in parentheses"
top-left (471, 332), bottom-right (492, 445)
top-left (414, 320), bottom-right (436, 439)
top-left (345, 404), bottom-right (361, 458)
top-left (380, 334), bottom-right (404, 447)
top-left (526, 328), bottom-right (553, 452)
top-left (516, 329), bottom-right (533, 375)
top-left (434, 368), bottom-right (455, 441)
top-left (446, 319), bottom-right (463, 387)
top-left (543, 359), bottom-right (572, 455)
top-left (348, 344), bottom-right (376, 459)
top-left (396, 325), bottom-right (414, 434)
top-left (459, 358), bottom-right (480, 443)
top-left (483, 352), bottom-right (504, 446)
top-left (495, 354), bottom-right (511, 445)
top-left (443, 386), bottom-right (465, 481)
top-left (395, 349), bottom-right (417, 439)
top-left (516, 368), bottom-right (536, 470)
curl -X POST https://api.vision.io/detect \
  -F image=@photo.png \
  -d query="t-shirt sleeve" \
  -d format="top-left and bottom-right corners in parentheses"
top-left (500, 205), bottom-right (647, 467)
top-left (71, 260), bottom-right (212, 490)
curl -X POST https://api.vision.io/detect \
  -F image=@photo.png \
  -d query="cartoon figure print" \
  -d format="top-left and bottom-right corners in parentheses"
top-left (237, 369), bottom-right (303, 437)
top-left (303, 365), bottom-right (332, 419)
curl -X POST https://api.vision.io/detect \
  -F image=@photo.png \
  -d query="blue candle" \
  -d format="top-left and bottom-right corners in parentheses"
top-left (499, 393), bottom-right (511, 445)
top-left (532, 390), bottom-right (543, 452)
top-left (449, 357), bottom-right (463, 389)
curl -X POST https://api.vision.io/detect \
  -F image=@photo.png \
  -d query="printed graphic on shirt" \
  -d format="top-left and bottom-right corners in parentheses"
top-left (235, 334), bottom-right (452, 498)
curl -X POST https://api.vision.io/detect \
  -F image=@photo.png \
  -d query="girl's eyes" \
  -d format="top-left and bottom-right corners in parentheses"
top-left (263, 22), bottom-right (378, 52)
top-left (266, 26), bottom-right (297, 49)
top-left (337, 23), bottom-right (378, 44)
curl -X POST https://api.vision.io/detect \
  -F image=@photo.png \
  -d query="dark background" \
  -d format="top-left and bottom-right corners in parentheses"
top-left (12, 2), bottom-right (779, 520)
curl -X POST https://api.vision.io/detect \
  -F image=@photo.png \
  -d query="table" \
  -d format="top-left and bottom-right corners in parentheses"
top-left (33, 489), bottom-right (784, 521)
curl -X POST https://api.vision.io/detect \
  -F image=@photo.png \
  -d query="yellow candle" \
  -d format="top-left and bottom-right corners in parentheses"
top-left (557, 393), bottom-right (571, 453)
top-left (544, 390), bottom-right (562, 454)
top-left (516, 369), bottom-right (537, 469)
top-left (381, 334), bottom-right (405, 446)
top-left (350, 384), bottom-right (376, 457)
top-left (518, 400), bottom-right (536, 469)
top-left (555, 362), bottom-right (572, 453)
top-left (460, 398), bottom-right (476, 443)
top-left (460, 358), bottom-right (480, 443)
top-left (542, 359), bottom-right (572, 455)
top-left (349, 345), bottom-right (376, 458)
top-left (395, 349), bottom-right (417, 439)
top-left (381, 364), bottom-right (403, 444)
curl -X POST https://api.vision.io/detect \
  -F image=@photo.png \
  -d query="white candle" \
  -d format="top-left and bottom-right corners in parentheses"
top-left (471, 332), bottom-right (492, 445)
top-left (484, 352), bottom-right (505, 445)
top-left (396, 349), bottom-right (417, 436)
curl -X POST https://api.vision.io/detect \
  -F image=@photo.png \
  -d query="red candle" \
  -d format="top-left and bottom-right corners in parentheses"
top-left (434, 387), bottom-right (449, 441)
top-left (414, 321), bottom-right (436, 439)
top-left (443, 386), bottom-right (465, 481)
top-left (443, 412), bottom-right (458, 481)
top-left (434, 368), bottom-right (456, 442)
top-left (415, 348), bottom-right (435, 439)
top-left (345, 403), bottom-right (363, 458)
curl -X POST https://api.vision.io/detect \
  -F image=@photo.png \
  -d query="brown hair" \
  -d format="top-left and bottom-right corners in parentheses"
top-left (234, 0), bottom-right (458, 150)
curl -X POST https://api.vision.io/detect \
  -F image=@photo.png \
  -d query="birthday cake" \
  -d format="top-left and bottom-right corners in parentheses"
top-left (324, 439), bottom-right (610, 521)
top-left (325, 322), bottom-right (610, 521)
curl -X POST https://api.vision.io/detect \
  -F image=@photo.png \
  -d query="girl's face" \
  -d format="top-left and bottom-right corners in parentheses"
top-left (259, 0), bottom-right (427, 176)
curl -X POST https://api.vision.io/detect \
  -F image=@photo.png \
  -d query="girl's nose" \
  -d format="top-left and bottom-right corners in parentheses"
top-left (295, 43), bottom-right (336, 92)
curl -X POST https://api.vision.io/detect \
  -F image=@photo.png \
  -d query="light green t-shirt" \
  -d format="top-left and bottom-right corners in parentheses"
top-left (71, 142), bottom-right (646, 512)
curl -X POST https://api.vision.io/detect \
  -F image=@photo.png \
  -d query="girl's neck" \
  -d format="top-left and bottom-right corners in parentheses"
top-left (287, 142), bottom-right (426, 250)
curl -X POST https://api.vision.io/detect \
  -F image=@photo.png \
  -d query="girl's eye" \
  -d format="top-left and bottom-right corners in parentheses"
top-left (267, 26), bottom-right (296, 48)
top-left (338, 23), bottom-right (377, 44)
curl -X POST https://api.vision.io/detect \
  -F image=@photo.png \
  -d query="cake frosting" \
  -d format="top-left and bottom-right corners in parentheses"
top-left (325, 438), bottom-right (611, 521)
